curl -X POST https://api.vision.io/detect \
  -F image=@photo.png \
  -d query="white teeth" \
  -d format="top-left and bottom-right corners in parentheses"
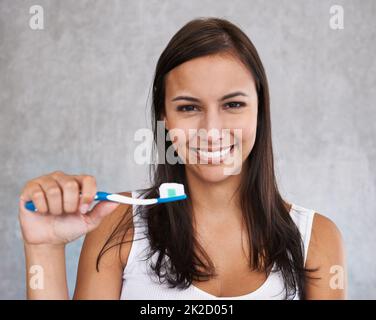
top-left (196, 146), bottom-right (232, 159)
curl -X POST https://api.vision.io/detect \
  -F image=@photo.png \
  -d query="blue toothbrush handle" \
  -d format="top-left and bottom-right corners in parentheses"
top-left (25, 201), bottom-right (37, 212)
top-left (24, 191), bottom-right (111, 212)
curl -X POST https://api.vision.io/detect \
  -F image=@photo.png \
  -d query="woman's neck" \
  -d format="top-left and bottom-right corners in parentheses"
top-left (185, 168), bottom-right (243, 222)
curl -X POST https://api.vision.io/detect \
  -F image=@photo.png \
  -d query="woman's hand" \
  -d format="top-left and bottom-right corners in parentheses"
top-left (18, 171), bottom-right (120, 246)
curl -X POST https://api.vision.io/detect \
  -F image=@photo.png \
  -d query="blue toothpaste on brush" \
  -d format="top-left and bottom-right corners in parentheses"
top-left (25, 183), bottom-right (187, 212)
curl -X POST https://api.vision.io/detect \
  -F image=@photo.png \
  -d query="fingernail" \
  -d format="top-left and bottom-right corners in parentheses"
top-left (80, 203), bottom-right (89, 214)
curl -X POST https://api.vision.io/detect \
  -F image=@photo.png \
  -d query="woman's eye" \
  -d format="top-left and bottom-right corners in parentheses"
top-left (176, 105), bottom-right (198, 112)
top-left (224, 101), bottom-right (246, 109)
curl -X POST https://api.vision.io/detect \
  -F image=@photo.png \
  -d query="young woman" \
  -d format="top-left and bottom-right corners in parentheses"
top-left (19, 17), bottom-right (346, 300)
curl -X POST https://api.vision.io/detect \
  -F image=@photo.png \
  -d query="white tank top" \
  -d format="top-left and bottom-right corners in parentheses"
top-left (120, 191), bottom-right (316, 300)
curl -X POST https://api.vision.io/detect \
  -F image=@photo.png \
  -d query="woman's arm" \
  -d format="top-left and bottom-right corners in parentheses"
top-left (73, 199), bottom-right (133, 299)
top-left (19, 171), bottom-right (126, 299)
top-left (24, 198), bottom-right (132, 300)
top-left (25, 243), bottom-right (69, 299)
top-left (305, 213), bottom-right (347, 299)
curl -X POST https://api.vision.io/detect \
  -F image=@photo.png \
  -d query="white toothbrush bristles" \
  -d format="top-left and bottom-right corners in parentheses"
top-left (159, 183), bottom-right (185, 198)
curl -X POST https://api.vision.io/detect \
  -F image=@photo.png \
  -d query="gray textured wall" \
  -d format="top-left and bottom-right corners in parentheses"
top-left (0, 0), bottom-right (375, 299)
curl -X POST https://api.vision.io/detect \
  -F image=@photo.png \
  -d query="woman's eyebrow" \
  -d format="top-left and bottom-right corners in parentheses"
top-left (171, 91), bottom-right (248, 102)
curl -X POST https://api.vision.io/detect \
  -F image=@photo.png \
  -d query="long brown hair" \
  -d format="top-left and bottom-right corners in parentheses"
top-left (97, 17), bottom-right (316, 299)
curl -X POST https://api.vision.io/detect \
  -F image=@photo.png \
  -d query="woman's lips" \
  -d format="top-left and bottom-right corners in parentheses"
top-left (189, 144), bottom-right (235, 163)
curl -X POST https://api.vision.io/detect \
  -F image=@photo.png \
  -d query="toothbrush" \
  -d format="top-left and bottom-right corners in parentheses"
top-left (25, 183), bottom-right (187, 212)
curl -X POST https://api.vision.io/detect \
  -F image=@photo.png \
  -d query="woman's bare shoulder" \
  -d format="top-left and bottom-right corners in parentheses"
top-left (310, 212), bottom-right (343, 250)
top-left (73, 191), bottom-right (134, 299)
top-left (88, 191), bottom-right (133, 246)
top-left (95, 191), bottom-right (134, 265)
top-left (305, 212), bottom-right (347, 299)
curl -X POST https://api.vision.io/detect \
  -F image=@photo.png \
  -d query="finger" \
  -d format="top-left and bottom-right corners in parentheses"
top-left (83, 201), bottom-right (120, 233)
top-left (73, 175), bottom-right (97, 213)
top-left (20, 181), bottom-right (48, 214)
top-left (54, 175), bottom-right (80, 214)
top-left (39, 176), bottom-right (63, 215)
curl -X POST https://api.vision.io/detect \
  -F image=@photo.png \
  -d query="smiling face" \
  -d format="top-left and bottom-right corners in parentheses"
top-left (164, 52), bottom-right (258, 183)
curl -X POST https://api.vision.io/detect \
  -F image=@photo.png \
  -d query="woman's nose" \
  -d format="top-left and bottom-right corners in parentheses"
top-left (198, 108), bottom-right (227, 145)
top-left (201, 107), bottom-right (224, 132)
